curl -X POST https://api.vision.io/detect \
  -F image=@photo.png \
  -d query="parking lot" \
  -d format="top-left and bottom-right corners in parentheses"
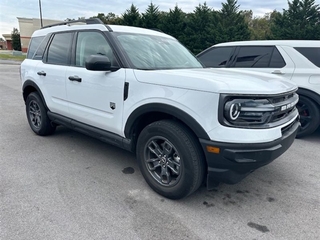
top-left (0, 63), bottom-right (319, 240)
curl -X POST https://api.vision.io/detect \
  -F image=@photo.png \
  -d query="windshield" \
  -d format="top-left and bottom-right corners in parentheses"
top-left (114, 33), bottom-right (203, 70)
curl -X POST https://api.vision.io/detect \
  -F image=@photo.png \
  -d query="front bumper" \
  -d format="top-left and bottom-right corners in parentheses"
top-left (200, 118), bottom-right (300, 189)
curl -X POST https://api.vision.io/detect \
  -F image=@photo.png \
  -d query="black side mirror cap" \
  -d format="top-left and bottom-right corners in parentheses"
top-left (85, 55), bottom-right (119, 72)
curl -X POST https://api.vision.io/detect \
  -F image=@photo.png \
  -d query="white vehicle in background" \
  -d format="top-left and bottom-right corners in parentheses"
top-left (197, 40), bottom-right (320, 137)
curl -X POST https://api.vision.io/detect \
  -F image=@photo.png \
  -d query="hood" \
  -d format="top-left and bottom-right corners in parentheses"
top-left (133, 68), bottom-right (297, 95)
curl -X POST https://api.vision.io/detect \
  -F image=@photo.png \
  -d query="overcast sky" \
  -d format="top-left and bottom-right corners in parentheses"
top-left (1, 0), bottom-right (319, 39)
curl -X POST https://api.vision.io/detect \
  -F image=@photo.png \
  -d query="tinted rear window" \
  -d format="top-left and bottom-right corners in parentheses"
top-left (46, 32), bottom-right (73, 65)
top-left (295, 47), bottom-right (320, 67)
top-left (27, 36), bottom-right (45, 59)
top-left (234, 46), bottom-right (285, 68)
top-left (235, 46), bottom-right (273, 67)
top-left (197, 47), bottom-right (234, 67)
top-left (33, 34), bottom-right (51, 60)
top-left (269, 47), bottom-right (286, 68)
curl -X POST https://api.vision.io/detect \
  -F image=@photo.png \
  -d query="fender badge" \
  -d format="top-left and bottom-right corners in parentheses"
top-left (110, 102), bottom-right (116, 110)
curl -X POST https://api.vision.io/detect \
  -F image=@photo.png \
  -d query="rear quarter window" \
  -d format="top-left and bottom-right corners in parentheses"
top-left (294, 47), bottom-right (320, 67)
top-left (27, 36), bottom-right (45, 59)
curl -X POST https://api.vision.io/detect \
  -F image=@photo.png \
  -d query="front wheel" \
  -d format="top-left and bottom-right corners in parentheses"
top-left (136, 120), bottom-right (205, 199)
top-left (26, 92), bottom-right (56, 136)
top-left (296, 96), bottom-right (320, 138)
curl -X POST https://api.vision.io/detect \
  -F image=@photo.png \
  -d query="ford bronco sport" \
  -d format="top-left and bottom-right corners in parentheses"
top-left (21, 19), bottom-right (300, 199)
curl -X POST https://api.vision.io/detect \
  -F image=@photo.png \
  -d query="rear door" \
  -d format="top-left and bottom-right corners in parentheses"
top-left (230, 46), bottom-right (295, 80)
top-left (287, 46), bottom-right (320, 94)
top-left (35, 31), bottom-right (74, 116)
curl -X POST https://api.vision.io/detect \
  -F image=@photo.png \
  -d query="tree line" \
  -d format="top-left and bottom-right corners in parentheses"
top-left (91, 0), bottom-right (320, 54)
top-left (10, 0), bottom-right (320, 53)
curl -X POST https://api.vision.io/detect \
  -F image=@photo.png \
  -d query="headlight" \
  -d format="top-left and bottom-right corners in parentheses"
top-left (225, 101), bottom-right (241, 121)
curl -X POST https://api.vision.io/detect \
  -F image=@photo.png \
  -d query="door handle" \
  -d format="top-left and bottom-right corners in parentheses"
top-left (271, 70), bottom-right (284, 75)
top-left (37, 71), bottom-right (46, 76)
top-left (68, 76), bottom-right (82, 82)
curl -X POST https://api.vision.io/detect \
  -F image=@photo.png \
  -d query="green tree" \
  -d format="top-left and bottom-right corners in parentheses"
top-left (94, 13), bottom-right (108, 23)
top-left (11, 28), bottom-right (21, 51)
top-left (121, 4), bottom-right (141, 27)
top-left (183, 2), bottom-right (216, 54)
top-left (271, 0), bottom-right (320, 39)
top-left (65, 17), bottom-right (85, 21)
top-left (141, 2), bottom-right (160, 29)
top-left (241, 10), bottom-right (253, 26)
top-left (159, 5), bottom-right (187, 42)
top-left (93, 13), bottom-right (122, 24)
top-left (249, 13), bottom-right (274, 40)
top-left (215, 0), bottom-right (251, 43)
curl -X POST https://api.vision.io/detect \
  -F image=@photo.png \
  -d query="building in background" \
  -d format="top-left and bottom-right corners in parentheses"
top-left (0, 39), bottom-right (7, 50)
top-left (18, 17), bottom-right (62, 52)
top-left (2, 17), bottom-right (62, 52)
top-left (1, 34), bottom-right (10, 50)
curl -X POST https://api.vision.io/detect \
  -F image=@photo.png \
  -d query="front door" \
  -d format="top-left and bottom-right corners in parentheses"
top-left (66, 31), bottom-right (125, 136)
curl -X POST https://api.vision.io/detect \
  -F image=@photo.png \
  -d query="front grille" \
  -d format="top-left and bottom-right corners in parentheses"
top-left (220, 90), bottom-right (299, 129)
top-left (268, 93), bottom-right (294, 104)
top-left (268, 92), bottom-right (299, 123)
top-left (270, 106), bottom-right (296, 123)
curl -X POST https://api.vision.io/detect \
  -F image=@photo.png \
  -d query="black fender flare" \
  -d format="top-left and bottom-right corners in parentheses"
top-left (297, 88), bottom-right (320, 106)
top-left (22, 80), bottom-right (48, 109)
top-left (124, 103), bottom-right (210, 140)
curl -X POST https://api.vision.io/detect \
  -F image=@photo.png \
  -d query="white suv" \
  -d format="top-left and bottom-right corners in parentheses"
top-left (197, 40), bottom-right (320, 137)
top-left (21, 19), bottom-right (300, 199)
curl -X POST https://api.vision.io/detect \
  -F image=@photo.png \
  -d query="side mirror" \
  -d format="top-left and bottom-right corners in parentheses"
top-left (85, 55), bottom-right (119, 71)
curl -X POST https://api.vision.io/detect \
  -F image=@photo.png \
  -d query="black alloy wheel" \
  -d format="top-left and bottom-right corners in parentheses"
top-left (26, 92), bottom-right (56, 136)
top-left (144, 136), bottom-right (182, 187)
top-left (296, 96), bottom-right (320, 138)
top-left (136, 120), bottom-right (205, 199)
top-left (29, 99), bottom-right (42, 129)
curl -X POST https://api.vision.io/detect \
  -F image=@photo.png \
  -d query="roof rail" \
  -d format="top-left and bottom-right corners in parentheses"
top-left (41, 18), bottom-right (104, 29)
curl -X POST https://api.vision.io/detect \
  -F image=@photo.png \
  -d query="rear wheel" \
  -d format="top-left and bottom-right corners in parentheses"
top-left (26, 92), bottom-right (56, 136)
top-left (136, 120), bottom-right (205, 199)
top-left (296, 96), bottom-right (320, 138)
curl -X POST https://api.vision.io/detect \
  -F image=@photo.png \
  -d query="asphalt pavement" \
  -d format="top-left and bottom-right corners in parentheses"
top-left (0, 63), bottom-right (319, 240)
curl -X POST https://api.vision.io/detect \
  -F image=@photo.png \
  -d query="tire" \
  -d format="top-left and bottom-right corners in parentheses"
top-left (296, 96), bottom-right (320, 138)
top-left (136, 120), bottom-right (205, 199)
top-left (26, 92), bottom-right (56, 136)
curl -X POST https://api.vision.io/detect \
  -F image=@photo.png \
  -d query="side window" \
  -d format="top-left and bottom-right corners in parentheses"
top-left (27, 36), bottom-right (44, 59)
top-left (269, 47), bottom-right (286, 68)
top-left (198, 47), bottom-right (234, 67)
top-left (234, 46), bottom-right (273, 68)
top-left (75, 31), bottom-right (116, 67)
top-left (33, 34), bottom-right (51, 60)
top-left (294, 47), bottom-right (320, 68)
top-left (46, 32), bottom-right (73, 65)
